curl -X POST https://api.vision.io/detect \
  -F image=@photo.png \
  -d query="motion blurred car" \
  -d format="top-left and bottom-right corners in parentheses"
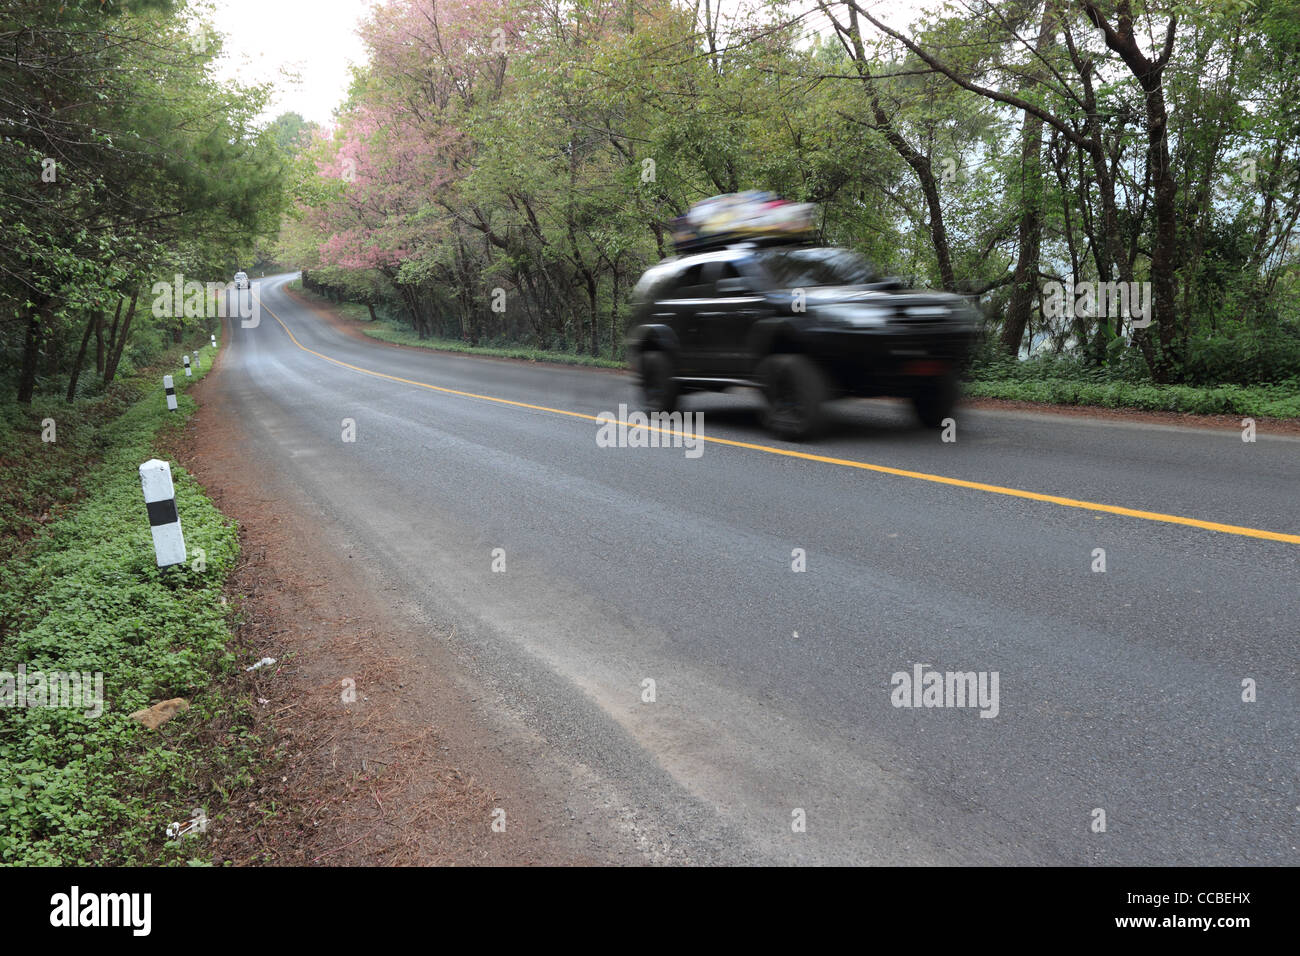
top-left (626, 196), bottom-right (980, 440)
top-left (233, 271), bottom-right (249, 290)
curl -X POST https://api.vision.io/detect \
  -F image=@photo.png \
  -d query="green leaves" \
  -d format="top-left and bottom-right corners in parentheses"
top-left (1, 0), bottom-right (288, 402)
top-left (0, 347), bottom-right (253, 865)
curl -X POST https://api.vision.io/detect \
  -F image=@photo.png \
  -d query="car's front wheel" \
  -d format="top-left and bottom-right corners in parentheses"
top-left (759, 353), bottom-right (828, 440)
top-left (911, 374), bottom-right (959, 428)
top-left (639, 350), bottom-right (679, 413)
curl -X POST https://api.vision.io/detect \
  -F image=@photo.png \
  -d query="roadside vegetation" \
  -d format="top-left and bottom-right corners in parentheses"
top-left (0, 0), bottom-right (295, 864)
top-left (964, 354), bottom-right (1300, 418)
top-left (0, 340), bottom-right (269, 866)
top-left (280, 0), bottom-right (1300, 413)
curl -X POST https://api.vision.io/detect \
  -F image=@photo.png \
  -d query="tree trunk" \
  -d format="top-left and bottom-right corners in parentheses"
top-left (610, 265), bottom-right (622, 358)
top-left (1147, 93), bottom-right (1179, 380)
top-left (586, 271), bottom-right (599, 355)
top-left (1082, 2), bottom-right (1179, 380)
top-left (105, 294), bottom-right (124, 361)
top-left (103, 288), bottom-right (139, 387)
top-left (66, 310), bottom-right (99, 403)
top-left (1001, 112), bottom-right (1045, 355)
top-left (999, 0), bottom-right (1056, 355)
top-left (16, 298), bottom-right (49, 405)
top-left (94, 306), bottom-right (107, 374)
top-left (836, 5), bottom-right (955, 289)
top-left (44, 322), bottom-right (61, 377)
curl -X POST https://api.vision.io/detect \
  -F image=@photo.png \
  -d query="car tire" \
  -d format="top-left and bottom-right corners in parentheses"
top-left (640, 350), bottom-right (679, 413)
top-left (911, 374), bottom-right (959, 428)
top-left (759, 353), bottom-right (827, 440)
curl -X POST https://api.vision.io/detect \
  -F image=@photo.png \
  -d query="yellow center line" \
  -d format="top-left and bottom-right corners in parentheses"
top-left (250, 288), bottom-right (1300, 546)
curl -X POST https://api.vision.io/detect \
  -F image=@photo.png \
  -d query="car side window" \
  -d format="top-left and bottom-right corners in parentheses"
top-left (711, 262), bottom-right (754, 297)
top-left (670, 264), bottom-right (708, 298)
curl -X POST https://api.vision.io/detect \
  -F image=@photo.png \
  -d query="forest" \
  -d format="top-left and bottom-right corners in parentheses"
top-left (284, 0), bottom-right (1300, 393)
top-left (0, 0), bottom-right (287, 405)
top-left (4, 0), bottom-right (1299, 404)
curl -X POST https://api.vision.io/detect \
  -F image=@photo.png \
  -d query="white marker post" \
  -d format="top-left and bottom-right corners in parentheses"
top-left (210, 334), bottom-right (216, 347)
top-left (139, 459), bottom-right (186, 567)
top-left (163, 374), bottom-right (177, 411)
top-left (183, 354), bottom-right (192, 377)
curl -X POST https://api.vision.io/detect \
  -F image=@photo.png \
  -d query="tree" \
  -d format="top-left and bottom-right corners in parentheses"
top-left (0, 0), bottom-right (288, 401)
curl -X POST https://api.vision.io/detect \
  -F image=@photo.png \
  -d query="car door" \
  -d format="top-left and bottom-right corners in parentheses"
top-left (676, 257), bottom-right (756, 377)
top-left (660, 261), bottom-right (712, 375)
top-left (710, 261), bottom-right (768, 376)
top-left (683, 260), bottom-right (735, 376)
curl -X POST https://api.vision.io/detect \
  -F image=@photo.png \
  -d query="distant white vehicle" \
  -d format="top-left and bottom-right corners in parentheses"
top-left (233, 271), bottom-right (249, 289)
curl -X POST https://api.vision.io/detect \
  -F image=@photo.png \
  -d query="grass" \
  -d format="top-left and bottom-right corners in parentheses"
top-left (0, 333), bottom-right (266, 865)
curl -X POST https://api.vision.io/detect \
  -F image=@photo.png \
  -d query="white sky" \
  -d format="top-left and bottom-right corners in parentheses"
top-left (208, 0), bottom-right (378, 126)
top-left (204, 0), bottom-right (926, 128)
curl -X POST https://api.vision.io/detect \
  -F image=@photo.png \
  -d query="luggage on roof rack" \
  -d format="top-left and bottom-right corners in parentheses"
top-left (670, 191), bottom-right (817, 255)
top-left (670, 229), bottom-right (815, 254)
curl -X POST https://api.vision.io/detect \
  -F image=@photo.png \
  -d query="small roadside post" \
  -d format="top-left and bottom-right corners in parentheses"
top-left (163, 374), bottom-right (177, 411)
top-left (139, 459), bottom-right (186, 567)
top-left (183, 354), bottom-right (192, 377)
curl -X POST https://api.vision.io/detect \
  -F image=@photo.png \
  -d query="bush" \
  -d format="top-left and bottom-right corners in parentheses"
top-left (965, 326), bottom-right (1300, 417)
top-left (1182, 324), bottom-right (1300, 386)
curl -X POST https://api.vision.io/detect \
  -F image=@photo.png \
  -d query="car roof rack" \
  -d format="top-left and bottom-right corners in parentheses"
top-left (670, 228), bottom-right (816, 255)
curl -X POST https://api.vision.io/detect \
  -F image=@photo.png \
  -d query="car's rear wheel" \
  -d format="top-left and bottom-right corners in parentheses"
top-left (640, 350), bottom-right (679, 413)
top-left (759, 353), bottom-right (827, 440)
top-left (911, 373), bottom-right (959, 428)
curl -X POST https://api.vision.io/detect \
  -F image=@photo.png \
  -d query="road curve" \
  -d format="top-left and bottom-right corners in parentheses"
top-left (216, 272), bottom-right (1299, 865)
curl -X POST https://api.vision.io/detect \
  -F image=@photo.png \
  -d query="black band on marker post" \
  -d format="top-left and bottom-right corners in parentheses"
top-left (145, 499), bottom-right (179, 527)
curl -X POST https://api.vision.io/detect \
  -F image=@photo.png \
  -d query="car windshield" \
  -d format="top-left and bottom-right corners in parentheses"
top-left (755, 248), bottom-right (877, 289)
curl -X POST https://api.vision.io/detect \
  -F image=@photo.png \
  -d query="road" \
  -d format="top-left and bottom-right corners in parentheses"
top-left (217, 272), bottom-right (1299, 865)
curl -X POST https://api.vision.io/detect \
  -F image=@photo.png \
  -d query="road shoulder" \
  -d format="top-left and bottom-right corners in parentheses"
top-left (174, 340), bottom-right (625, 865)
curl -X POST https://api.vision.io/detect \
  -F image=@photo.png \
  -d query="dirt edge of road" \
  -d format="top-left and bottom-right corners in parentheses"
top-left (279, 279), bottom-right (1299, 437)
top-left (167, 337), bottom-right (604, 866)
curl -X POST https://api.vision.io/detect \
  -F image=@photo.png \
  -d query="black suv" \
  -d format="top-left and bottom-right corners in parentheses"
top-left (626, 241), bottom-right (980, 439)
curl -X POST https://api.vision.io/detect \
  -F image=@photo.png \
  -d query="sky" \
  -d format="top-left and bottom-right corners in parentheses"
top-left (204, 0), bottom-right (926, 128)
top-left (208, 0), bottom-right (379, 126)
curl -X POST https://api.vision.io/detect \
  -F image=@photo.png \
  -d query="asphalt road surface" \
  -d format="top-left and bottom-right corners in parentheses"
top-left (218, 273), bottom-right (1299, 865)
